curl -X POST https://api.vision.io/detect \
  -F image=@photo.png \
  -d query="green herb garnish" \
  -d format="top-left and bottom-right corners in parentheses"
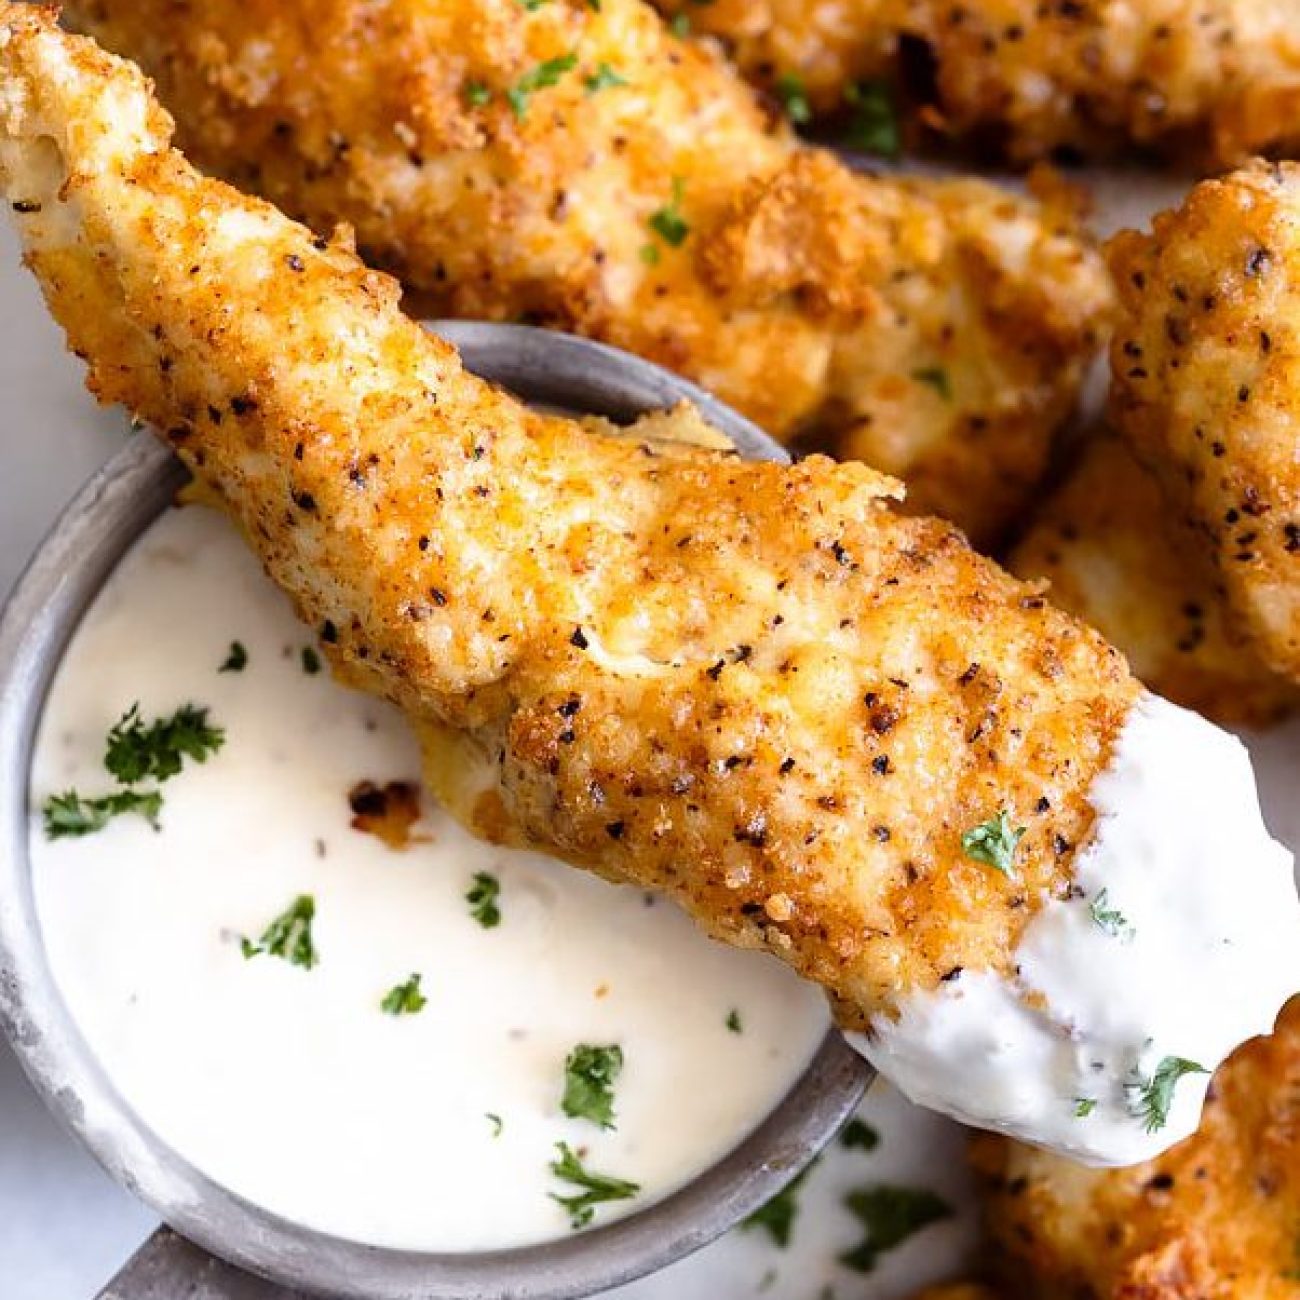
top-left (741, 1160), bottom-right (817, 1248)
top-left (839, 1117), bottom-right (880, 1151)
top-left (961, 811), bottom-right (1025, 878)
top-left (42, 702), bottom-right (223, 840)
top-left (842, 79), bottom-right (900, 158)
top-left (1074, 1097), bottom-right (1097, 1118)
top-left (1089, 888), bottom-right (1134, 939)
top-left (911, 366), bottom-right (952, 401)
top-left (775, 73), bottom-right (811, 125)
top-left (486, 1112), bottom-right (504, 1137)
top-left (42, 788), bottom-right (163, 839)
top-left (839, 1185), bottom-right (952, 1273)
top-left (562, 1043), bottom-right (624, 1128)
top-left (105, 703), bottom-right (224, 785)
top-left (507, 53), bottom-right (578, 120)
top-left (639, 242), bottom-right (661, 266)
top-left (241, 894), bottom-right (319, 969)
top-left (669, 13), bottom-right (690, 36)
top-left (1127, 1056), bottom-right (1208, 1133)
top-left (584, 63), bottom-right (628, 94)
top-left (648, 177), bottom-right (689, 248)
top-left (549, 1142), bottom-right (641, 1228)
top-left (466, 871), bottom-right (502, 928)
top-left (219, 641), bottom-right (248, 673)
top-left (381, 973), bottom-right (427, 1016)
top-left (464, 81), bottom-right (492, 109)
top-left (726, 1008), bottom-right (743, 1034)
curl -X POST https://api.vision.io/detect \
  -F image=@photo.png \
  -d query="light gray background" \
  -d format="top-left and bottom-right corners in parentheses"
top-left (0, 222), bottom-right (157, 1295)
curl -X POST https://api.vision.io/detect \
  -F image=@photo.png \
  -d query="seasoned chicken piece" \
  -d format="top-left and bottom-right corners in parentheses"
top-left (1109, 162), bottom-right (1300, 684)
top-left (58, 0), bottom-right (1113, 545)
top-left (1009, 431), bottom-right (1298, 727)
top-left (653, 0), bottom-right (1300, 168)
top-left (2, 5), bottom-right (1296, 1163)
top-left (971, 997), bottom-right (1300, 1299)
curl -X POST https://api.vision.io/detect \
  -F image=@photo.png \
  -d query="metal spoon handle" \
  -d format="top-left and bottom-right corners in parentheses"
top-left (96, 1228), bottom-right (304, 1300)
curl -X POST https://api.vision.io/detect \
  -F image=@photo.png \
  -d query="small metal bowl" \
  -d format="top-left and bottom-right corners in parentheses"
top-left (0, 323), bottom-right (873, 1300)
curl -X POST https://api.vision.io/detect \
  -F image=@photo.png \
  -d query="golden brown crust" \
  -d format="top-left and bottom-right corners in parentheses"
top-left (0, 4), bottom-right (1139, 1022)
top-left (972, 998), bottom-right (1300, 1299)
top-left (59, 0), bottom-right (1112, 544)
top-left (1108, 162), bottom-right (1300, 684)
top-left (653, 0), bottom-right (1300, 168)
top-left (1009, 430), bottom-right (1298, 727)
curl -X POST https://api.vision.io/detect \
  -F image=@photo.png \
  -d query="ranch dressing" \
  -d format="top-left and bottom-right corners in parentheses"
top-left (850, 693), bottom-right (1300, 1166)
top-left (29, 504), bottom-right (829, 1252)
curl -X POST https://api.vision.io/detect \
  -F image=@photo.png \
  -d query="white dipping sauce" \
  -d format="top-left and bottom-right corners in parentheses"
top-left (29, 505), bottom-right (829, 1252)
top-left (851, 693), bottom-right (1300, 1167)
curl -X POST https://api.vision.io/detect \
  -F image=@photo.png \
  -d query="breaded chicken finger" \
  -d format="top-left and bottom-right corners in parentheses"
top-left (1109, 162), bottom-right (1300, 684)
top-left (2, 5), bottom-right (1296, 1164)
top-left (1009, 431), bottom-right (1298, 727)
top-left (59, 0), bottom-right (1113, 545)
top-left (653, 0), bottom-right (1300, 169)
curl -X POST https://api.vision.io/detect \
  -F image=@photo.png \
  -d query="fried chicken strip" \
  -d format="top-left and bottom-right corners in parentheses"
top-left (1109, 162), bottom-right (1300, 684)
top-left (652, 0), bottom-right (1300, 169)
top-left (2, 5), bottom-right (1295, 1162)
top-left (57, 0), bottom-right (1112, 545)
top-left (972, 997), bottom-right (1300, 1299)
top-left (1009, 430), bottom-right (1298, 728)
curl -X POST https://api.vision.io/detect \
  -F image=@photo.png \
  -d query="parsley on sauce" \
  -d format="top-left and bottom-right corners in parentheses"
top-left (549, 1142), bottom-right (640, 1228)
top-left (466, 871), bottom-right (502, 928)
top-left (561, 1043), bottom-right (624, 1128)
top-left (241, 894), bottom-right (319, 969)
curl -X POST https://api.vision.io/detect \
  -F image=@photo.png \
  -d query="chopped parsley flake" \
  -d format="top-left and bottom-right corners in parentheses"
top-left (839, 1117), bottom-right (880, 1152)
top-left (911, 366), bottom-right (952, 401)
top-left (486, 1112), bottom-right (504, 1137)
top-left (562, 1043), bottom-right (624, 1128)
top-left (741, 1159), bottom-right (818, 1248)
top-left (584, 63), bottom-right (628, 94)
top-left (839, 1184), bottom-right (952, 1273)
top-left (639, 242), bottom-right (661, 266)
top-left (960, 811), bottom-right (1025, 877)
top-left (301, 646), bottom-right (322, 675)
top-left (466, 871), bottom-right (502, 928)
top-left (507, 53), bottom-right (578, 120)
top-left (105, 703), bottom-right (224, 785)
top-left (464, 81), bottom-right (492, 109)
top-left (549, 1142), bottom-right (641, 1228)
top-left (648, 177), bottom-right (690, 248)
top-left (669, 12), bottom-right (690, 36)
top-left (1089, 888), bottom-right (1135, 940)
top-left (42, 788), bottom-right (163, 839)
top-left (42, 702), bottom-right (223, 840)
top-left (726, 1008), bottom-right (743, 1034)
top-left (775, 73), bottom-right (812, 125)
top-left (1127, 1055), bottom-right (1207, 1133)
top-left (241, 894), bottom-right (319, 969)
top-left (1074, 1097), bottom-right (1097, 1118)
top-left (842, 79), bottom-right (900, 158)
top-left (219, 641), bottom-right (248, 673)
top-left (380, 973), bottom-right (427, 1016)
